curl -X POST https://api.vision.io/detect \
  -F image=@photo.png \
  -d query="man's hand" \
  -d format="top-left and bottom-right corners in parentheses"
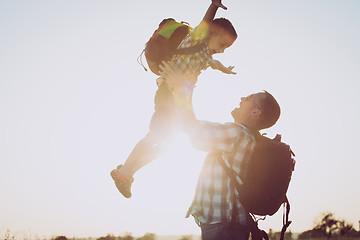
top-left (212, 0), bottom-right (227, 10)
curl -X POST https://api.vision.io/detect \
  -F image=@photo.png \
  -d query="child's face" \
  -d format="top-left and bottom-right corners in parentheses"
top-left (207, 31), bottom-right (236, 55)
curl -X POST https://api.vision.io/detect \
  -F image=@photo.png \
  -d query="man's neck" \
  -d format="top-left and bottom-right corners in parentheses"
top-left (236, 120), bottom-right (258, 131)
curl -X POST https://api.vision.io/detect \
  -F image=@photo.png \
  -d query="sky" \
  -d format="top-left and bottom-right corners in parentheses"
top-left (1, 0), bottom-right (360, 239)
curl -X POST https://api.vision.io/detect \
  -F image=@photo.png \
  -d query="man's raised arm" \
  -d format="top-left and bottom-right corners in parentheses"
top-left (159, 62), bottom-right (201, 135)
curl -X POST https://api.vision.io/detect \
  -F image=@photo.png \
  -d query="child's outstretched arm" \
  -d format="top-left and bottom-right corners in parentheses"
top-left (203, 0), bottom-right (227, 23)
top-left (209, 59), bottom-right (236, 75)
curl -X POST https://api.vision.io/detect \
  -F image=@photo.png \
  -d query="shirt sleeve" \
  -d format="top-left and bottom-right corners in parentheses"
top-left (191, 21), bottom-right (210, 41)
top-left (189, 121), bottom-right (241, 153)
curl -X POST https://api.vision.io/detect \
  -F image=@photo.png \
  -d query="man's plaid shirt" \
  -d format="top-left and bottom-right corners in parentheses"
top-left (186, 121), bottom-right (256, 226)
top-left (157, 24), bottom-right (212, 86)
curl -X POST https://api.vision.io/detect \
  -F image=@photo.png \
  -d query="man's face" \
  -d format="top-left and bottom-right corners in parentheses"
top-left (231, 93), bottom-right (263, 123)
top-left (207, 31), bottom-right (236, 55)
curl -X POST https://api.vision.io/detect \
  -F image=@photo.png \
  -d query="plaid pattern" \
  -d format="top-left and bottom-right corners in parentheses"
top-left (170, 34), bottom-right (212, 76)
top-left (186, 121), bottom-right (256, 226)
top-left (157, 25), bottom-right (212, 86)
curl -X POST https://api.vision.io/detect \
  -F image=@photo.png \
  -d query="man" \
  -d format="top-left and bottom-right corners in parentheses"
top-left (160, 62), bottom-right (281, 240)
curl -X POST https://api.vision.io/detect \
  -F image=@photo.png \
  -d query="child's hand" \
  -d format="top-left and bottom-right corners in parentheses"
top-left (222, 65), bottom-right (236, 75)
top-left (212, 0), bottom-right (227, 10)
top-left (210, 59), bottom-right (237, 75)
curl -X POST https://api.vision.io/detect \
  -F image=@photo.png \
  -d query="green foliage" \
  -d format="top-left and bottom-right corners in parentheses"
top-left (4, 229), bottom-right (15, 240)
top-left (53, 236), bottom-right (69, 240)
top-left (97, 234), bottom-right (118, 240)
top-left (268, 229), bottom-right (293, 240)
top-left (178, 235), bottom-right (193, 240)
top-left (299, 212), bottom-right (360, 240)
top-left (95, 232), bottom-right (156, 240)
top-left (136, 233), bottom-right (156, 240)
top-left (299, 229), bottom-right (327, 239)
top-left (121, 233), bottom-right (135, 240)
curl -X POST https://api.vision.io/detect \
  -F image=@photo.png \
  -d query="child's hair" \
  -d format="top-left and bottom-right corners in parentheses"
top-left (211, 18), bottom-right (237, 39)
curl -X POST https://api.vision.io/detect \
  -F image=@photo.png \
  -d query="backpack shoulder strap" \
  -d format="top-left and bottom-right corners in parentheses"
top-left (217, 131), bottom-right (257, 195)
top-left (175, 42), bottom-right (206, 55)
top-left (218, 153), bottom-right (270, 240)
top-left (280, 197), bottom-right (292, 240)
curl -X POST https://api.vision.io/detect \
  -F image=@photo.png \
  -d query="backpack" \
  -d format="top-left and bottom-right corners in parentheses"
top-left (218, 133), bottom-right (296, 240)
top-left (138, 18), bottom-right (205, 76)
top-left (238, 133), bottom-right (295, 216)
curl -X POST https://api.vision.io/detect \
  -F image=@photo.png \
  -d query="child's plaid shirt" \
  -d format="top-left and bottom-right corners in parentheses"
top-left (186, 121), bottom-right (256, 226)
top-left (156, 23), bottom-right (213, 86)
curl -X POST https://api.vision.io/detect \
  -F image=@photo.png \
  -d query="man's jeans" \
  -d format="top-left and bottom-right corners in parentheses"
top-left (201, 222), bottom-right (250, 240)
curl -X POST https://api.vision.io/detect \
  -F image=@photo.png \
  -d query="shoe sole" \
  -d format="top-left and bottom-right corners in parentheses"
top-left (110, 170), bottom-right (132, 198)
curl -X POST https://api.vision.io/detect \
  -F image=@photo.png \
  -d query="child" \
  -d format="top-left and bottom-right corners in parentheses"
top-left (111, 0), bottom-right (238, 198)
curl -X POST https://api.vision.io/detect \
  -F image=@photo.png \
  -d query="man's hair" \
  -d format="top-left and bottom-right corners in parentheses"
top-left (258, 91), bottom-right (281, 129)
top-left (211, 18), bottom-right (237, 39)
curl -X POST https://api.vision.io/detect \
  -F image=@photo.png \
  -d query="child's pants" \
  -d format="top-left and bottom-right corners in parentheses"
top-left (148, 82), bottom-right (178, 142)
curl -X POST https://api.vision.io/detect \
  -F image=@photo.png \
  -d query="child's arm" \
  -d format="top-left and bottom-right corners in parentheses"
top-left (203, 0), bottom-right (227, 23)
top-left (192, 0), bottom-right (227, 41)
top-left (209, 59), bottom-right (236, 75)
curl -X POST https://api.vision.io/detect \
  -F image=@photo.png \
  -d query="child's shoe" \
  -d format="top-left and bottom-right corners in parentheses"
top-left (110, 165), bottom-right (134, 198)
